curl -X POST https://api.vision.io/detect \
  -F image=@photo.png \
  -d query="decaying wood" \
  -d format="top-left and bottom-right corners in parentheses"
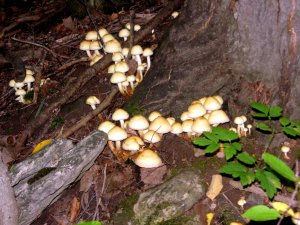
top-left (14, 0), bottom-right (182, 146)
top-left (0, 155), bottom-right (19, 225)
top-left (58, 88), bottom-right (118, 138)
top-left (10, 130), bottom-right (107, 225)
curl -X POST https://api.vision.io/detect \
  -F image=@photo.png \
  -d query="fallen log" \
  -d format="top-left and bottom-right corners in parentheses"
top-left (10, 130), bottom-right (107, 225)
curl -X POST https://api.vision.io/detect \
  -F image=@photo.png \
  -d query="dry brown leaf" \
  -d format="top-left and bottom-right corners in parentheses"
top-left (206, 174), bottom-right (223, 201)
top-left (140, 165), bottom-right (167, 188)
top-left (69, 197), bottom-right (80, 223)
top-left (79, 165), bottom-right (100, 192)
top-left (63, 16), bottom-right (76, 31)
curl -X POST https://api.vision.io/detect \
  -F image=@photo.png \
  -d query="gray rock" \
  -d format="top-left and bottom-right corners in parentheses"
top-left (133, 170), bottom-right (206, 225)
top-left (10, 130), bottom-right (107, 225)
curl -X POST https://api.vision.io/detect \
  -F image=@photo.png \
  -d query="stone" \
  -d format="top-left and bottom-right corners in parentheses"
top-left (133, 170), bottom-right (206, 225)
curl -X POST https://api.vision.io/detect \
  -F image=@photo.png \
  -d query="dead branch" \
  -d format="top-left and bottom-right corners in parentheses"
top-left (58, 88), bottom-right (118, 138)
top-left (0, 155), bottom-right (19, 225)
top-left (57, 57), bottom-right (90, 71)
top-left (16, 0), bottom-right (182, 145)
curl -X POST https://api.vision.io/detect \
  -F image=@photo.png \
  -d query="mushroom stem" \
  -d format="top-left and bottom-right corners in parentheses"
top-left (136, 70), bottom-right (143, 83)
top-left (27, 83), bottom-right (31, 91)
top-left (86, 50), bottom-right (93, 59)
top-left (108, 140), bottom-right (116, 151)
top-left (136, 55), bottom-right (142, 65)
top-left (146, 56), bottom-right (151, 71)
top-left (117, 83), bottom-right (126, 96)
top-left (91, 104), bottom-right (96, 110)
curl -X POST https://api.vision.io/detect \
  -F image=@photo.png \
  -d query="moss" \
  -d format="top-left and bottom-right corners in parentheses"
top-left (112, 194), bottom-right (138, 225)
top-left (124, 100), bottom-right (145, 116)
top-left (156, 215), bottom-right (195, 225)
top-left (191, 157), bottom-right (225, 176)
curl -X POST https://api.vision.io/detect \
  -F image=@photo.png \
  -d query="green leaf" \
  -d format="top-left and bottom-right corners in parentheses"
top-left (282, 126), bottom-right (299, 137)
top-left (291, 120), bottom-right (300, 127)
top-left (251, 112), bottom-right (268, 118)
top-left (219, 162), bottom-right (247, 178)
top-left (262, 153), bottom-right (296, 182)
top-left (232, 142), bottom-right (242, 151)
top-left (193, 137), bottom-right (213, 147)
top-left (237, 152), bottom-right (256, 165)
top-left (224, 144), bottom-right (237, 160)
top-left (212, 127), bottom-right (239, 142)
top-left (203, 131), bottom-right (219, 143)
top-left (256, 123), bottom-right (273, 132)
top-left (279, 117), bottom-right (291, 127)
top-left (204, 143), bottom-right (220, 153)
top-left (269, 106), bottom-right (282, 118)
top-left (240, 171), bottom-right (255, 186)
top-left (250, 101), bottom-right (269, 115)
top-left (76, 221), bottom-right (102, 225)
top-left (256, 169), bottom-right (280, 199)
top-left (242, 205), bottom-right (281, 221)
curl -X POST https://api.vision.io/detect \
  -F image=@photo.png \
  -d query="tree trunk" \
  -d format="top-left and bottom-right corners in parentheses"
top-left (128, 0), bottom-right (300, 120)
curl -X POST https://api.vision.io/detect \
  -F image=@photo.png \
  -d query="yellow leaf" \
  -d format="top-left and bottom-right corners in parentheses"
top-left (206, 174), bottom-right (223, 200)
top-left (271, 201), bottom-right (295, 217)
top-left (206, 213), bottom-right (214, 225)
top-left (32, 139), bottom-right (53, 154)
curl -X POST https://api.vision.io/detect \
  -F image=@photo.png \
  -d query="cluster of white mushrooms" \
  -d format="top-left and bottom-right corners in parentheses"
top-left (8, 69), bottom-right (35, 104)
top-left (80, 24), bottom-right (154, 98)
top-left (232, 116), bottom-right (252, 137)
top-left (98, 95), bottom-right (233, 168)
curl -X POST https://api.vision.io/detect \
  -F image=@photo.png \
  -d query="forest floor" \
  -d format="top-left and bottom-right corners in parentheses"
top-left (0, 1), bottom-right (298, 225)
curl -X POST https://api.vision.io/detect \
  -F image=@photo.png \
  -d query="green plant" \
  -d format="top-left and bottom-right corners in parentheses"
top-left (50, 116), bottom-right (64, 130)
top-left (75, 221), bottom-right (102, 225)
top-left (193, 102), bottom-right (299, 200)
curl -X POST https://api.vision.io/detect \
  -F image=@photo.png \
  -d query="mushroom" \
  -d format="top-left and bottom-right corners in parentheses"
top-left (90, 40), bottom-right (102, 57)
top-left (98, 28), bottom-right (108, 38)
top-left (102, 34), bottom-right (115, 43)
top-left (122, 136), bottom-right (144, 152)
top-left (203, 96), bottom-right (222, 112)
top-left (171, 122), bottom-right (183, 135)
top-left (192, 117), bottom-right (211, 135)
top-left (112, 108), bottom-right (129, 128)
top-left (171, 11), bottom-right (179, 18)
top-left (281, 145), bottom-right (290, 159)
top-left (237, 197), bottom-right (246, 210)
top-left (133, 148), bottom-right (163, 168)
top-left (90, 54), bottom-right (103, 66)
top-left (98, 121), bottom-right (116, 133)
top-left (149, 116), bottom-right (171, 136)
top-left (14, 82), bottom-right (25, 90)
top-left (122, 48), bottom-right (129, 58)
top-left (15, 89), bottom-right (26, 103)
top-left (127, 75), bottom-right (136, 94)
top-left (110, 72), bottom-right (127, 95)
top-left (80, 40), bottom-right (93, 59)
top-left (114, 61), bottom-right (129, 73)
top-left (208, 110), bottom-right (230, 127)
top-left (107, 64), bottom-right (115, 74)
top-left (134, 24), bottom-right (141, 31)
top-left (143, 130), bottom-right (161, 145)
top-left (166, 117), bottom-right (176, 126)
top-left (104, 40), bottom-right (122, 54)
top-left (143, 48), bottom-right (153, 71)
top-left (9, 80), bottom-right (16, 91)
top-left (85, 30), bottom-right (98, 41)
top-left (23, 73), bottom-right (35, 91)
top-left (182, 119), bottom-right (194, 137)
top-left (180, 111), bottom-right (192, 121)
top-left (136, 64), bottom-right (145, 83)
top-left (86, 96), bottom-right (100, 110)
top-left (131, 45), bottom-right (143, 65)
top-left (112, 52), bottom-right (124, 63)
top-left (247, 124), bottom-right (252, 135)
top-left (128, 115), bottom-right (149, 138)
top-left (188, 103), bottom-right (206, 119)
top-left (234, 116), bottom-right (245, 136)
top-left (118, 28), bottom-right (130, 41)
top-left (148, 111), bottom-right (162, 122)
top-left (107, 126), bottom-right (127, 152)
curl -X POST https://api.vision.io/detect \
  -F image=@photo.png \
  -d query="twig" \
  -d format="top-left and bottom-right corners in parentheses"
top-left (11, 36), bottom-right (65, 65)
top-left (127, 10), bottom-right (135, 59)
top-left (57, 57), bottom-right (90, 71)
top-left (32, 51), bottom-right (47, 104)
top-left (57, 88), bottom-right (119, 138)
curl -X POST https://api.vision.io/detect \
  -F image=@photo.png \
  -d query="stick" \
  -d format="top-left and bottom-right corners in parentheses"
top-left (57, 88), bottom-right (118, 138)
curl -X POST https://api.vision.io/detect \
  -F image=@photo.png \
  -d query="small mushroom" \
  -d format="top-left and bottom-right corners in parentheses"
top-left (143, 48), bottom-right (153, 71)
top-left (80, 40), bottom-right (93, 59)
top-left (131, 45), bottom-right (143, 65)
top-left (15, 89), bottom-right (26, 103)
top-left (133, 148), bottom-right (163, 168)
top-left (107, 126), bottom-right (127, 152)
top-left (112, 108), bottom-right (129, 128)
top-left (118, 28), bottom-right (130, 41)
top-left (86, 96), bottom-right (100, 110)
top-left (237, 197), bottom-right (246, 210)
top-left (23, 73), bottom-right (35, 91)
top-left (281, 145), bottom-right (290, 159)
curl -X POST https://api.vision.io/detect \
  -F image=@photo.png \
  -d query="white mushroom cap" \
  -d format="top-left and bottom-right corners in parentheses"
top-left (134, 24), bottom-right (141, 31)
top-left (149, 116), bottom-right (171, 134)
top-left (122, 136), bottom-right (144, 151)
top-left (98, 121), bottom-right (116, 133)
top-left (25, 69), bottom-right (34, 75)
top-left (108, 126), bottom-right (127, 141)
top-left (114, 61), bottom-right (129, 73)
top-left (213, 95), bottom-right (224, 105)
top-left (122, 48), bottom-right (129, 57)
top-left (208, 110), bottom-right (230, 126)
top-left (182, 119), bottom-right (194, 133)
top-left (144, 130), bottom-right (161, 144)
top-left (133, 149), bottom-right (163, 168)
top-left (143, 48), bottom-right (153, 57)
top-left (192, 117), bottom-right (211, 134)
top-left (112, 108), bottom-right (129, 128)
top-left (171, 11), bottom-right (179, 18)
top-left (15, 89), bottom-right (26, 103)
top-left (112, 52), bottom-right (124, 63)
top-left (80, 40), bottom-right (93, 58)
top-left (98, 28), bottom-right (108, 38)
top-left (180, 111), bottom-right (191, 121)
top-left (199, 97), bottom-right (207, 105)
top-left (104, 40), bottom-right (122, 53)
top-left (110, 72), bottom-right (127, 84)
top-left (203, 96), bottom-right (222, 111)
top-left (128, 115), bottom-right (149, 131)
top-left (234, 116), bottom-right (244, 125)
top-left (166, 117), bottom-right (176, 126)
top-left (14, 82), bottom-right (25, 90)
top-left (102, 34), bottom-right (115, 43)
top-left (171, 122), bottom-right (183, 134)
top-left (85, 31), bottom-right (98, 41)
top-left (131, 45), bottom-right (143, 65)
top-left (23, 74), bottom-right (35, 91)
top-left (86, 96), bottom-right (100, 110)
top-left (188, 103), bottom-right (206, 119)
top-left (148, 111), bottom-right (162, 122)
top-left (118, 28), bottom-right (130, 41)
top-left (107, 64), bottom-right (116, 74)
top-left (9, 79), bottom-right (16, 88)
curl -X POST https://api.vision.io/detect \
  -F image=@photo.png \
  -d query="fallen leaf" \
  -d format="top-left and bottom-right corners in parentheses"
top-left (69, 197), bottom-right (80, 223)
top-left (63, 16), bottom-right (76, 31)
top-left (32, 139), bottom-right (53, 154)
top-left (140, 165), bottom-right (167, 187)
top-left (206, 174), bottom-right (223, 201)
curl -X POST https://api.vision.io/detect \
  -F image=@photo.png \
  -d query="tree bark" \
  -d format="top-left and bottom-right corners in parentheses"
top-left (128, 0), bottom-right (300, 120)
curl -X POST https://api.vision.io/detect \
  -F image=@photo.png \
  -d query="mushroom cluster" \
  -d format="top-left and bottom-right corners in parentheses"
top-left (9, 69), bottom-right (35, 104)
top-left (233, 116), bottom-right (252, 137)
top-left (97, 95), bottom-right (231, 168)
